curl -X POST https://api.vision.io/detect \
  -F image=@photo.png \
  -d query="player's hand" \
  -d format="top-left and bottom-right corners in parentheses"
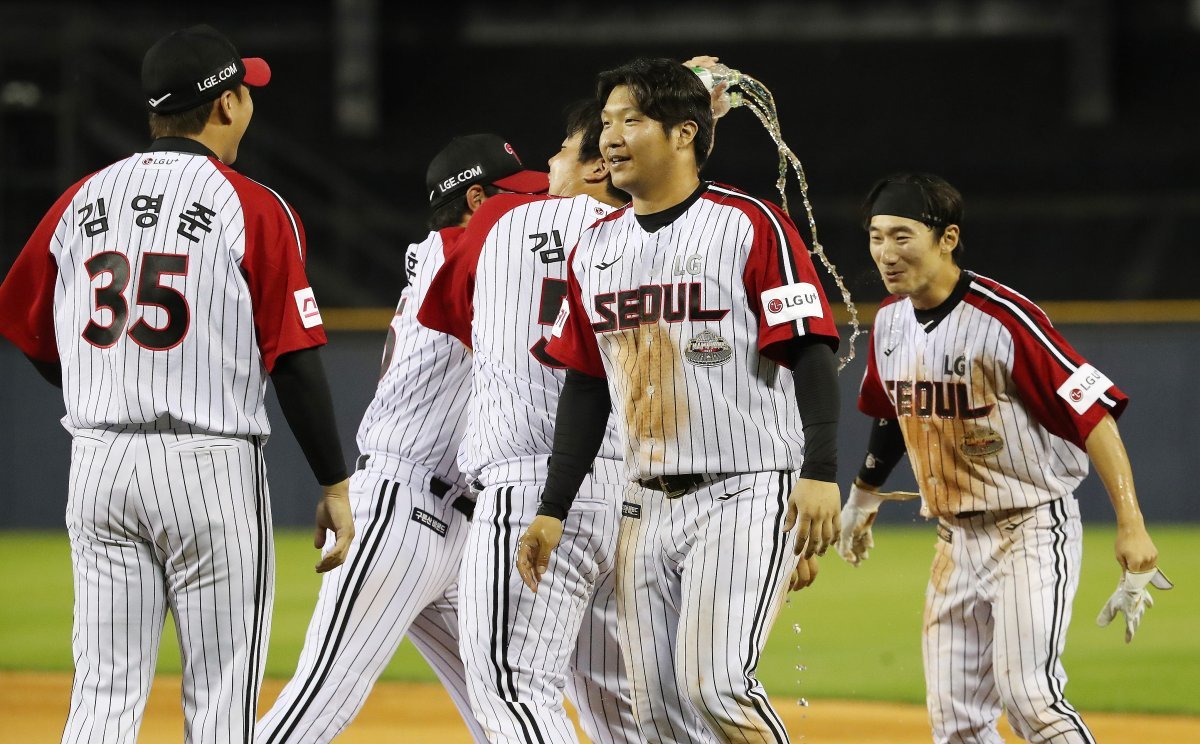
top-left (788, 556), bottom-right (820, 592)
top-left (682, 55), bottom-right (733, 119)
top-left (515, 515), bottom-right (564, 593)
top-left (837, 483), bottom-right (884, 566)
top-left (314, 478), bottom-right (354, 573)
top-left (1096, 567), bottom-right (1173, 643)
top-left (1114, 521), bottom-right (1158, 573)
top-left (784, 478), bottom-right (841, 558)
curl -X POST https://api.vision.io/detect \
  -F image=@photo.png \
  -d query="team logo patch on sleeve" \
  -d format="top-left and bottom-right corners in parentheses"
top-left (550, 299), bottom-right (570, 337)
top-left (411, 508), bottom-right (449, 536)
top-left (293, 287), bottom-right (324, 329)
top-left (1055, 363), bottom-right (1113, 414)
top-left (762, 282), bottom-right (823, 326)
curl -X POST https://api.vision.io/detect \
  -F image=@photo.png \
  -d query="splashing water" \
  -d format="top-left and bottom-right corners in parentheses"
top-left (792, 623), bottom-right (802, 634)
top-left (696, 65), bottom-right (865, 370)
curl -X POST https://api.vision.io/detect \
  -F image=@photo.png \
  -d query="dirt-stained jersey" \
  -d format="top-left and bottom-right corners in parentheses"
top-left (356, 228), bottom-right (472, 484)
top-left (418, 192), bottom-right (622, 485)
top-left (546, 182), bottom-right (840, 480)
top-left (858, 271), bottom-right (1127, 517)
top-left (0, 149), bottom-right (326, 436)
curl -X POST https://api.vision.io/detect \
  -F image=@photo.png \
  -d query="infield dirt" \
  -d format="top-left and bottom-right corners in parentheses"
top-left (4, 671), bottom-right (1197, 742)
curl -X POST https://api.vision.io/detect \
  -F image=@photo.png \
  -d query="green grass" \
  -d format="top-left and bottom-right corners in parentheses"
top-left (4, 526), bottom-right (1197, 715)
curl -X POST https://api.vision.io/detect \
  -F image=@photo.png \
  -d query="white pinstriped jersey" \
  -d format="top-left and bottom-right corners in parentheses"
top-left (355, 228), bottom-right (471, 484)
top-left (0, 148), bottom-right (326, 436)
top-left (858, 271), bottom-right (1128, 518)
top-left (418, 193), bottom-right (623, 483)
top-left (548, 182), bottom-right (840, 480)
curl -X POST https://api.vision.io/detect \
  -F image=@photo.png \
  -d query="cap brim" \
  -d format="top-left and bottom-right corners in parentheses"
top-left (243, 57), bottom-right (271, 87)
top-left (493, 170), bottom-right (549, 195)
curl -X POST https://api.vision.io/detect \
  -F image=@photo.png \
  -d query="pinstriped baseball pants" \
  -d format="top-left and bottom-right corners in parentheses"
top-left (256, 464), bottom-right (485, 743)
top-left (925, 496), bottom-right (1097, 744)
top-left (458, 479), bottom-right (641, 743)
top-left (61, 429), bottom-right (273, 744)
top-left (617, 471), bottom-right (801, 744)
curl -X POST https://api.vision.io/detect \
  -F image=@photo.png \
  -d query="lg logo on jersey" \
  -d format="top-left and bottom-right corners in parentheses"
top-left (761, 282), bottom-right (823, 327)
top-left (1055, 363), bottom-right (1113, 414)
top-left (672, 255), bottom-right (703, 276)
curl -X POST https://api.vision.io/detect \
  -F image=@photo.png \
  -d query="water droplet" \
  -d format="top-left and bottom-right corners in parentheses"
top-left (796, 697), bottom-right (810, 707)
top-left (791, 623), bottom-right (802, 634)
top-left (794, 664), bottom-right (807, 672)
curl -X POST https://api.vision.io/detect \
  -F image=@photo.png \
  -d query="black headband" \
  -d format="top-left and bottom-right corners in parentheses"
top-left (868, 181), bottom-right (948, 227)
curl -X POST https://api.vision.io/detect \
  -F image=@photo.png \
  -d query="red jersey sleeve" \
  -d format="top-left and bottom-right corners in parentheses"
top-left (223, 167), bottom-right (327, 372)
top-left (544, 250), bottom-right (606, 378)
top-left (965, 281), bottom-right (1127, 449)
top-left (857, 327), bottom-right (897, 419)
top-left (737, 194), bottom-right (840, 366)
top-left (418, 193), bottom-right (550, 348)
top-left (0, 176), bottom-right (90, 361)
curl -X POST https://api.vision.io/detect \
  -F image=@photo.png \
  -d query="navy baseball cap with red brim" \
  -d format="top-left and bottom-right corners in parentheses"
top-left (427, 134), bottom-right (549, 209)
top-left (143, 24), bottom-right (272, 114)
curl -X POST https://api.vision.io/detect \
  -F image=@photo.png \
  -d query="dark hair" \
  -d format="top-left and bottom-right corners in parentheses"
top-left (148, 98), bottom-right (215, 139)
top-left (862, 172), bottom-right (965, 260)
top-left (562, 98), bottom-right (631, 204)
top-left (596, 57), bottom-right (714, 168)
top-left (427, 184), bottom-right (502, 231)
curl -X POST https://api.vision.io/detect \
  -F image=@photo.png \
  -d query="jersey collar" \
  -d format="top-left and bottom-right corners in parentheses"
top-left (913, 270), bottom-right (974, 333)
top-left (634, 181), bottom-right (707, 233)
top-left (147, 136), bottom-right (220, 160)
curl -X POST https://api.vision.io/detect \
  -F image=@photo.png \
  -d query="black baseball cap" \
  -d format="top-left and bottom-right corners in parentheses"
top-left (426, 134), bottom-right (549, 209)
top-left (142, 24), bottom-right (271, 114)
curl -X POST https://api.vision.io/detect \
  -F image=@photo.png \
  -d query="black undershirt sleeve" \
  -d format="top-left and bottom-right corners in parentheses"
top-left (270, 347), bottom-right (349, 487)
top-left (26, 355), bottom-right (62, 388)
top-left (789, 338), bottom-right (840, 482)
top-left (537, 369), bottom-right (612, 520)
top-left (856, 417), bottom-right (907, 488)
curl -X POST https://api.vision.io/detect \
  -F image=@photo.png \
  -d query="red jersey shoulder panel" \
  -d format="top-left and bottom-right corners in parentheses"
top-left (963, 275), bottom-right (1126, 448)
top-left (703, 183), bottom-right (840, 366)
top-left (0, 173), bottom-right (93, 361)
top-left (216, 162), bottom-right (327, 372)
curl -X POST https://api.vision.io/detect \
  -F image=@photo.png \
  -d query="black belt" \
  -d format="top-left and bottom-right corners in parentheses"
top-left (954, 510), bottom-right (985, 519)
top-left (637, 473), bottom-right (730, 498)
top-left (355, 454), bottom-right (474, 519)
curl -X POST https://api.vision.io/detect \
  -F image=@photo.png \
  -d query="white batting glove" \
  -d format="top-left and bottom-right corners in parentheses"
top-left (837, 484), bottom-right (885, 566)
top-left (1096, 568), bottom-right (1173, 643)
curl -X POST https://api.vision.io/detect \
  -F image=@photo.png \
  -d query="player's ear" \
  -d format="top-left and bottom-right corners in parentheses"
top-left (940, 224), bottom-right (960, 255)
top-left (673, 120), bottom-right (698, 153)
top-left (213, 90), bottom-right (237, 125)
top-left (465, 183), bottom-right (488, 213)
top-left (584, 156), bottom-right (609, 185)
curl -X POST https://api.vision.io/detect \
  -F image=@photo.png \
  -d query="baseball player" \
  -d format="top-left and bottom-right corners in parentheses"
top-left (0, 25), bottom-right (354, 743)
top-left (417, 100), bottom-right (649, 743)
top-left (516, 58), bottom-right (841, 744)
top-left (838, 172), bottom-right (1168, 743)
top-left (256, 134), bottom-right (548, 743)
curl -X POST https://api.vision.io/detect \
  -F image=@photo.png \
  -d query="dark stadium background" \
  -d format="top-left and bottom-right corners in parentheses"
top-left (3, 0), bottom-right (1198, 526)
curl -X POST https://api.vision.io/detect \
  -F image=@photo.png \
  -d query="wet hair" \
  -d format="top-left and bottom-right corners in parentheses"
top-left (596, 57), bottom-right (714, 168)
top-left (862, 172), bottom-right (965, 260)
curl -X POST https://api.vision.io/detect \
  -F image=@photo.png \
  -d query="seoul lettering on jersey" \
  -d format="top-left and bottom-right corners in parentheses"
top-left (590, 282), bottom-right (729, 333)
top-left (858, 271), bottom-right (1127, 517)
top-left (546, 182), bottom-right (840, 480)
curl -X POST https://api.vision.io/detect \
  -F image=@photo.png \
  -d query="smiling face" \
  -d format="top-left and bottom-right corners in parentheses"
top-left (599, 85), bottom-right (683, 199)
top-left (868, 214), bottom-right (961, 308)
